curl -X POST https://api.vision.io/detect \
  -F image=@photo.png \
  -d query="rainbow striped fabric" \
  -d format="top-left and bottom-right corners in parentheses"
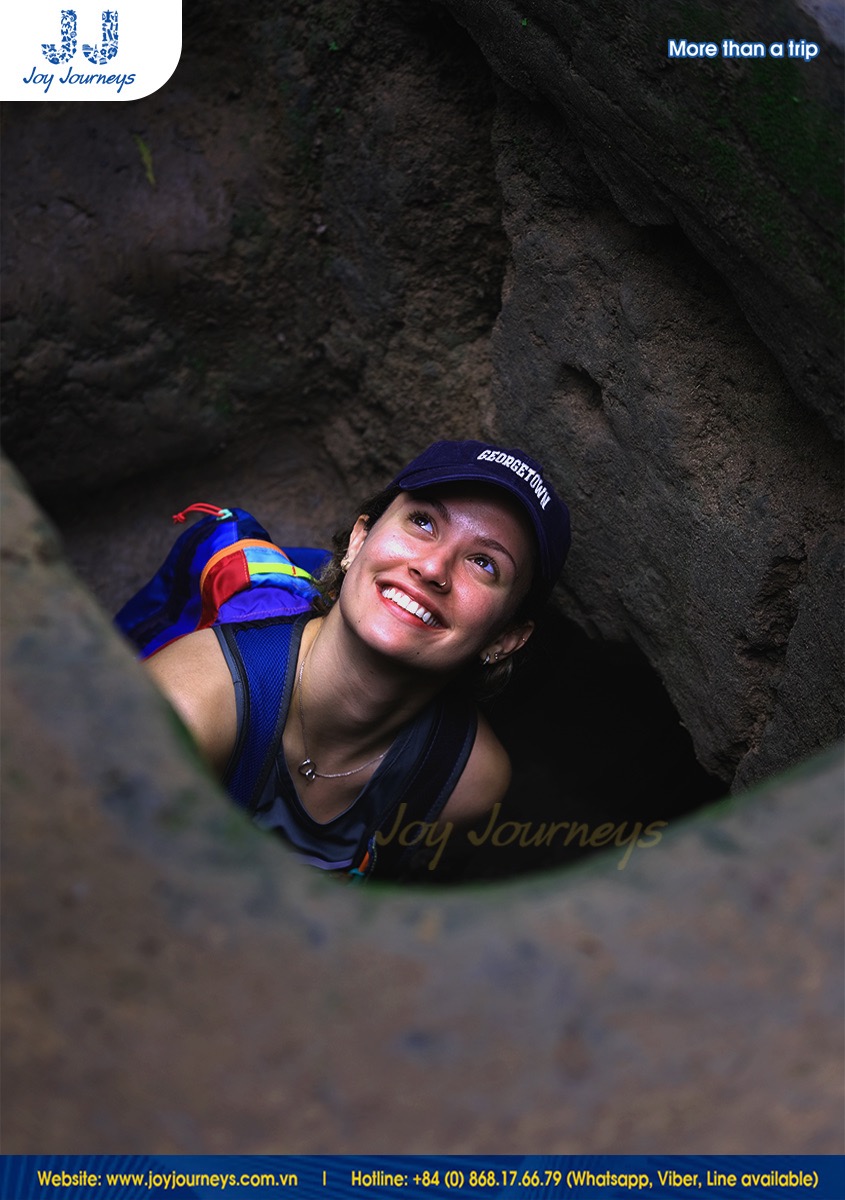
top-left (115, 504), bottom-right (330, 659)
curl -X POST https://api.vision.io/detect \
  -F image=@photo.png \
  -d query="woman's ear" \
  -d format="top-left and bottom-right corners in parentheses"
top-left (345, 515), bottom-right (370, 565)
top-left (482, 619), bottom-right (535, 664)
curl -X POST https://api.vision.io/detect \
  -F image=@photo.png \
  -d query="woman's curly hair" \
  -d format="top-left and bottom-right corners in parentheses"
top-left (309, 485), bottom-right (542, 700)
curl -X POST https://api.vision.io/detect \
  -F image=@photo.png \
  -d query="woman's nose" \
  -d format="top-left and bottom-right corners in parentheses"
top-left (409, 550), bottom-right (451, 591)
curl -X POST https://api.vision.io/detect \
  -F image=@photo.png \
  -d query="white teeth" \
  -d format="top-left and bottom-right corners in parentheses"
top-left (381, 586), bottom-right (440, 627)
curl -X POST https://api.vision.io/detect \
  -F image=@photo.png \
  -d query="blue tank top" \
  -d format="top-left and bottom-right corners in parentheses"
top-left (215, 615), bottom-right (477, 873)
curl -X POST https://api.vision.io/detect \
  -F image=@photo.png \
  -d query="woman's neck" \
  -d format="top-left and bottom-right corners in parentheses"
top-left (294, 608), bottom-right (448, 762)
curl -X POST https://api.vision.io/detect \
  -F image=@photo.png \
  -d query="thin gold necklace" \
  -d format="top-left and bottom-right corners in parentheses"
top-left (295, 644), bottom-right (387, 782)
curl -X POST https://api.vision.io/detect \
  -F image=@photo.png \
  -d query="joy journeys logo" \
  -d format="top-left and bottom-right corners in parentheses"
top-left (2, 2), bottom-right (181, 101)
top-left (27, 10), bottom-right (129, 93)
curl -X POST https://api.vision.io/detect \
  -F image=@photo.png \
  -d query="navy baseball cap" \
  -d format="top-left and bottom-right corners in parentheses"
top-left (389, 440), bottom-right (571, 591)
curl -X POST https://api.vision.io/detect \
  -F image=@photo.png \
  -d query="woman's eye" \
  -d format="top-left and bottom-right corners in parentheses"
top-left (409, 511), bottom-right (434, 533)
top-left (472, 555), bottom-right (497, 577)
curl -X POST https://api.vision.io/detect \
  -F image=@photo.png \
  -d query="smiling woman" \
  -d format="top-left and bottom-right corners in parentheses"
top-left (145, 440), bottom-right (571, 881)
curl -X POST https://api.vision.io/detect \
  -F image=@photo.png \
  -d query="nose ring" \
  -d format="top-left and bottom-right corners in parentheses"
top-left (432, 579), bottom-right (447, 589)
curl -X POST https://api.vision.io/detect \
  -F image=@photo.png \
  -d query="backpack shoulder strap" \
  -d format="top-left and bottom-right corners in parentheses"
top-left (217, 615), bottom-right (478, 881)
top-left (351, 690), bottom-right (478, 880)
top-left (217, 618), bottom-right (302, 813)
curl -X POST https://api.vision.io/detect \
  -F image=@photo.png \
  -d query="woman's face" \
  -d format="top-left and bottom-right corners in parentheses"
top-left (338, 484), bottom-right (536, 675)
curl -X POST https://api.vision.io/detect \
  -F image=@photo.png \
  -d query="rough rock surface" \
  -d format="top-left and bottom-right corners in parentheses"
top-left (1, 2), bottom-right (506, 495)
top-left (2, 459), bottom-right (843, 1152)
top-left (442, 0), bottom-right (844, 436)
top-left (486, 90), bottom-right (843, 786)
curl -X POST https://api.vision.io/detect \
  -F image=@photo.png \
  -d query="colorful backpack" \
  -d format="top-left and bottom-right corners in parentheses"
top-left (115, 503), bottom-right (331, 659)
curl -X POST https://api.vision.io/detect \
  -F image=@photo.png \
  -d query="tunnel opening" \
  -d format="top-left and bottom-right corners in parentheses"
top-left (46, 441), bottom-right (725, 888)
top-left (442, 610), bottom-right (726, 883)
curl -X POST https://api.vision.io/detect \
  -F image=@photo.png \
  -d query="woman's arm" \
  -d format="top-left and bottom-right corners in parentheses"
top-left (439, 710), bottom-right (512, 827)
top-left (144, 628), bottom-right (238, 776)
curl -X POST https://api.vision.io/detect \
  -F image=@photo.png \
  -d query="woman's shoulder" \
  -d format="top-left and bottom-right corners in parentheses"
top-left (439, 707), bottom-right (511, 827)
top-left (144, 628), bottom-right (237, 774)
top-left (145, 626), bottom-right (228, 681)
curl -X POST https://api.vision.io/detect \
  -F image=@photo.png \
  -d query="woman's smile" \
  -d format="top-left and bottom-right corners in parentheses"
top-left (378, 583), bottom-right (444, 628)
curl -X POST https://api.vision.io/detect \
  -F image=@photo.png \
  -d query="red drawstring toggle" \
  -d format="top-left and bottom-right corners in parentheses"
top-left (172, 503), bottom-right (228, 524)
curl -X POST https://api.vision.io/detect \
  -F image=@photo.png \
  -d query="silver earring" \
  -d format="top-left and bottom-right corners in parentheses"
top-left (340, 556), bottom-right (351, 573)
